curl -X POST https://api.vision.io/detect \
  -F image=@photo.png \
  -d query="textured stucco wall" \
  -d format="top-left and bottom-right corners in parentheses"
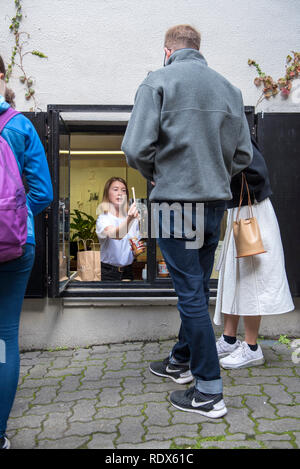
top-left (1, 0), bottom-right (300, 112)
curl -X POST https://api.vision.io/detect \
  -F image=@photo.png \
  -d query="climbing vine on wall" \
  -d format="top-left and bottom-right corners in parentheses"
top-left (6, 0), bottom-right (47, 109)
top-left (248, 51), bottom-right (300, 108)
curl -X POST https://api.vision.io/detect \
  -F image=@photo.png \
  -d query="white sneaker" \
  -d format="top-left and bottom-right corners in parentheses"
top-left (216, 335), bottom-right (241, 358)
top-left (220, 341), bottom-right (265, 369)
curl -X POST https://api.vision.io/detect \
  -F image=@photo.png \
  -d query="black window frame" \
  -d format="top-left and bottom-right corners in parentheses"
top-left (46, 104), bottom-right (256, 298)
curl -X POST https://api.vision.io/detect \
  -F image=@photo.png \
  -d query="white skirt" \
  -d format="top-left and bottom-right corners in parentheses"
top-left (214, 197), bottom-right (294, 325)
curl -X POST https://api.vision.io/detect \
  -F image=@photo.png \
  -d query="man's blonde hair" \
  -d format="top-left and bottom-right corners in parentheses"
top-left (164, 25), bottom-right (201, 51)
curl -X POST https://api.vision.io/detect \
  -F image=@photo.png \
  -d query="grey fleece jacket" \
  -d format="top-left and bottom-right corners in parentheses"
top-left (122, 48), bottom-right (253, 202)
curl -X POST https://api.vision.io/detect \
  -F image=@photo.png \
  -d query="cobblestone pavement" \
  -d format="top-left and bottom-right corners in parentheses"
top-left (7, 338), bottom-right (300, 449)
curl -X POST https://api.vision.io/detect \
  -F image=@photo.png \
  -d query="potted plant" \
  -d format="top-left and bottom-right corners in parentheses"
top-left (70, 210), bottom-right (98, 259)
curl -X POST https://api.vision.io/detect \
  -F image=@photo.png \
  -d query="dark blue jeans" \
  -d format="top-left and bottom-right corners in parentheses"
top-left (157, 202), bottom-right (225, 394)
top-left (0, 244), bottom-right (35, 438)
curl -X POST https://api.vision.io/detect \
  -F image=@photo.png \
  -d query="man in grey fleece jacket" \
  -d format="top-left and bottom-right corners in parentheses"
top-left (122, 25), bottom-right (252, 418)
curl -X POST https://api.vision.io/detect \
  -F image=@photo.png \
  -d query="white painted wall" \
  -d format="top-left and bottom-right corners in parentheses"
top-left (1, 0), bottom-right (300, 112)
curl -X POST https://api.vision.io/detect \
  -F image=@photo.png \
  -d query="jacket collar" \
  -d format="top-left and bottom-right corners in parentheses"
top-left (0, 95), bottom-right (10, 114)
top-left (166, 48), bottom-right (208, 66)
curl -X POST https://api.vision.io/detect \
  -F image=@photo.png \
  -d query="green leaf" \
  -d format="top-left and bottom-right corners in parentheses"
top-left (31, 50), bottom-right (48, 59)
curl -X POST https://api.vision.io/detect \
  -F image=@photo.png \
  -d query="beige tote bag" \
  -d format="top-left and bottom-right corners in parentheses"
top-left (76, 239), bottom-right (101, 281)
top-left (233, 173), bottom-right (266, 258)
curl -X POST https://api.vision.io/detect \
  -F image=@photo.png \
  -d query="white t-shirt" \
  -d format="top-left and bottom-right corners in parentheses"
top-left (96, 213), bottom-right (140, 267)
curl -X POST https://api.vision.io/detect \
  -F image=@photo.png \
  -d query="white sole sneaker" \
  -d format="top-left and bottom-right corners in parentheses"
top-left (220, 356), bottom-right (265, 369)
top-left (171, 399), bottom-right (228, 419)
top-left (149, 366), bottom-right (194, 384)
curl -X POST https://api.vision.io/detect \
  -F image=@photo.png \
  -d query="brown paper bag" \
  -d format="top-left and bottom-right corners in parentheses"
top-left (76, 239), bottom-right (101, 281)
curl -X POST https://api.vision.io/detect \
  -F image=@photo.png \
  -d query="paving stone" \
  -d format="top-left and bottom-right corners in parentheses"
top-left (279, 377), bottom-right (300, 393)
top-left (7, 414), bottom-right (45, 431)
top-left (121, 392), bottom-right (168, 405)
top-left (225, 396), bottom-right (244, 408)
top-left (144, 381), bottom-right (179, 393)
top-left (54, 390), bottom-right (99, 402)
top-left (87, 433), bottom-right (117, 449)
top-left (20, 351), bottom-right (42, 359)
top-left (261, 441), bottom-right (294, 449)
top-left (125, 351), bottom-right (143, 363)
top-left (91, 345), bottom-right (110, 354)
top-left (39, 412), bottom-right (70, 439)
top-left (20, 378), bottom-right (61, 389)
top-left (144, 401), bottom-right (171, 426)
top-left (116, 416), bottom-right (146, 444)
top-left (263, 384), bottom-right (294, 405)
top-left (95, 404), bottom-right (144, 419)
top-left (79, 379), bottom-right (102, 391)
top-left (223, 385), bottom-right (262, 397)
top-left (198, 422), bottom-right (227, 438)
top-left (82, 364), bottom-right (105, 380)
top-left (256, 432), bottom-right (291, 441)
top-left (226, 433), bottom-right (246, 440)
top-left (145, 424), bottom-right (199, 441)
top-left (251, 367), bottom-right (295, 377)
top-left (172, 437), bottom-right (198, 448)
top-left (10, 397), bottom-right (31, 418)
top-left (171, 409), bottom-right (208, 425)
top-left (59, 375), bottom-right (82, 392)
top-left (65, 419), bottom-right (120, 436)
top-left (105, 357), bottom-right (124, 371)
top-left (276, 404), bottom-right (300, 418)
top-left (10, 427), bottom-right (40, 449)
top-left (104, 369), bottom-right (142, 379)
top-left (293, 431), bottom-right (300, 448)
top-left (257, 418), bottom-right (300, 433)
top-left (32, 386), bottom-right (58, 405)
top-left (73, 349), bottom-right (91, 360)
top-left (44, 367), bottom-right (83, 378)
top-left (233, 376), bottom-right (279, 386)
top-left (199, 440), bottom-right (261, 449)
top-left (27, 364), bottom-right (50, 379)
top-left (118, 440), bottom-right (171, 449)
top-left (69, 400), bottom-right (98, 422)
top-left (244, 395), bottom-right (277, 419)
top-left (98, 387), bottom-right (122, 407)
top-left (37, 436), bottom-right (89, 449)
top-left (50, 357), bottom-right (72, 369)
top-left (24, 402), bottom-right (72, 416)
top-left (223, 407), bottom-right (256, 434)
top-left (121, 377), bottom-right (144, 395)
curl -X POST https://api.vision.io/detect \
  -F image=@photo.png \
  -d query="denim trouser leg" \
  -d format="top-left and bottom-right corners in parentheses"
top-left (0, 244), bottom-right (35, 438)
top-left (158, 204), bottom-right (224, 394)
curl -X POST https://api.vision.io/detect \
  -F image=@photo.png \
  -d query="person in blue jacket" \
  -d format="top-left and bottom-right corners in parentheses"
top-left (0, 55), bottom-right (53, 450)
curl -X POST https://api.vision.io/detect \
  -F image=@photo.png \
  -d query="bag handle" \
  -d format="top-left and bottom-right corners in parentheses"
top-left (77, 238), bottom-right (96, 251)
top-left (77, 239), bottom-right (86, 251)
top-left (235, 173), bottom-right (254, 222)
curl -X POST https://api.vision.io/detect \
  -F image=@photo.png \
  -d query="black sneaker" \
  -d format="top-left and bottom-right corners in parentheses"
top-left (170, 386), bottom-right (227, 418)
top-left (0, 436), bottom-right (11, 450)
top-left (149, 356), bottom-right (193, 384)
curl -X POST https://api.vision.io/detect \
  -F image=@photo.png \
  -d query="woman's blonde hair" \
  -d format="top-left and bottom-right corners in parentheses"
top-left (97, 177), bottom-right (129, 216)
top-left (164, 25), bottom-right (201, 51)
